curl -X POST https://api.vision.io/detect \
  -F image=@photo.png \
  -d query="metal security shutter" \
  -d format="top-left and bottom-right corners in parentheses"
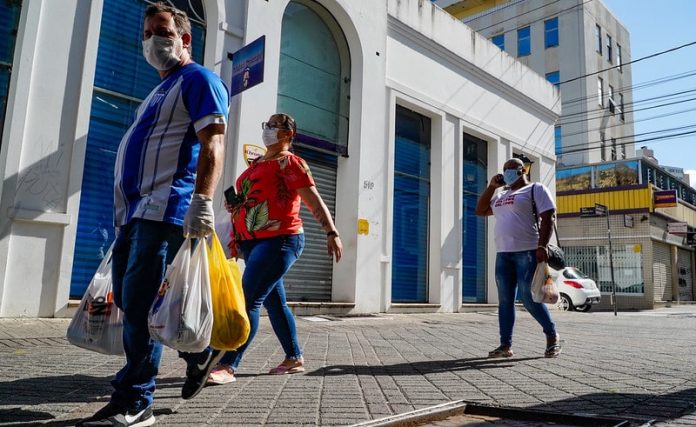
top-left (70, 0), bottom-right (206, 297)
top-left (653, 242), bottom-right (671, 301)
top-left (283, 146), bottom-right (337, 301)
top-left (677, 248), bottom-right (693, 301)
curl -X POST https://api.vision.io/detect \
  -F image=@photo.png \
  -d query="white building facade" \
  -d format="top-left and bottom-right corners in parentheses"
top-left (438, 0), bottom-right (635, 167)
top-left (0, 0), bottom-right (558, 317)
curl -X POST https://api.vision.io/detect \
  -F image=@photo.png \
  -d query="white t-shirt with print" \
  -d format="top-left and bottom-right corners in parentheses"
top-left (489, 183), bottom-right (556, 253)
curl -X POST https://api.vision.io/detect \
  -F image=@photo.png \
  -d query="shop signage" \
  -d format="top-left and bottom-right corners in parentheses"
top-left (594, 203), bottom-right (607, 216)
top-left (667, 222), bottom-right (688, 235)
top-left (228, 36), bottom-right (265, 97)
top-left (579, 207), bottom-right (596, 217)
top-left (654, 189), bottom-right (678, 208)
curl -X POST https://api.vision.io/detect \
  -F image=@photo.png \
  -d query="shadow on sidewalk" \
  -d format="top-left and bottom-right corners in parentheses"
top-left (519, 386), bottom-right (696, 422)
top-left (0, 375), bottom-right (184, 426)
top-left (307, 356), bottom-right (542, 376)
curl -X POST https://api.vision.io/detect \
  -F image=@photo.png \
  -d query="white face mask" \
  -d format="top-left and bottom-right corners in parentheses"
top-left (262, 128), bottom-right (280, 147)
top-left (142, 35), bottom-right (183, 71)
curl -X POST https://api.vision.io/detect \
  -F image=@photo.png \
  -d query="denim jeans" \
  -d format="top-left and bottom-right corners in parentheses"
top-left (111, 219), bottom-right (211, 412)
top-left (219, 234), bottom-right (305, 369)
top-left (495, 250), bottom-right (557, 348)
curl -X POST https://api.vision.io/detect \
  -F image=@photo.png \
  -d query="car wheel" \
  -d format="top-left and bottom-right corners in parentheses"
top-left (576, 305), bottom-right (592, 313)
top-left (557, 294), bottom-right (574, 311)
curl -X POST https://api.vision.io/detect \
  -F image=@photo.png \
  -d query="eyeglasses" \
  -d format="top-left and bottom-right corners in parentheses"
top-left (261, 122), bottom-right (289, 130)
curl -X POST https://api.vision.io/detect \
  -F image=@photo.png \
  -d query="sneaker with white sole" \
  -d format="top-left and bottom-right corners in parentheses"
top-left (181, 349), bottom-right (224, 399)
top-left (76, 402), bottom-right (155, 426)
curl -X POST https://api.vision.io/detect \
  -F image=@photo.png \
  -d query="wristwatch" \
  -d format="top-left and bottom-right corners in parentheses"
top-left (327, 230), bottom-right (339, 238)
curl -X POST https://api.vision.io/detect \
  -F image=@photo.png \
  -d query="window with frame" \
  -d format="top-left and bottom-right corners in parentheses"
top-left (595, 24), bottom-right (602, 54)
top-left (611, 138), bottom-right (617, 160)
top-left (608, 84), bottom-right (615, 113)
top-left (617, 44), bottom-right (622, 71)
top-left (517, 26), bottom-right (530, 57)
top-left (491, 33), bottom-right (504, 51)
top-left (606, 34), bottom-right (612, 62)
top-left (600, 133), bottom-right (606, 161)
top-left (544, 17), bottom-right (558, 48)
top-left (597, 77), bottom-right (604, 107)
top-left (545, 71), bottom-right (560, 87)
top-left (619, 93), bottom-right (625, 121)
top-left (554, 125), bottom-right (562, 156)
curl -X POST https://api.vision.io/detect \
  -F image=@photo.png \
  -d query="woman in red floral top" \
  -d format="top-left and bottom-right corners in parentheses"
top-left (207, 113), bottom-right (342, 385)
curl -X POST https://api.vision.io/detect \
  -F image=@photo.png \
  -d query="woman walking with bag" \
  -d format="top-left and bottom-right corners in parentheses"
top-left (206, 113), bottom-right (343, 384)
top-left (475, 157), bottom-right (562, 359)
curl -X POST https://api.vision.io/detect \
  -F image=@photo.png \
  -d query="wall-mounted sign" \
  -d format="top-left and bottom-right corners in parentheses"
top-left (243, 144), bottom-right (266, 166)
top-left (624, 214), bottom-right (633, 228)
top-left (357, 219), bottom-right (369, 235)
top-left (228, 35), bottom-right (265, 97)
top-left (667, 222), bottom-right (688, 235)
top-left (654, 189), bottom-right (678, 208)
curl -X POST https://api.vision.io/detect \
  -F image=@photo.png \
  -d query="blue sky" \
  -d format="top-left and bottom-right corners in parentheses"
top-left (603, 0), bottom-right (696, 180)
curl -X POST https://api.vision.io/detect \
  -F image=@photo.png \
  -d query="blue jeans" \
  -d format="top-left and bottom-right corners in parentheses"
top-left (495, 250), bottom-right (557, 348)
top-left (111, 219), bottom-right (211, 412)
top-left (219, 234), bottom-right (305, 369)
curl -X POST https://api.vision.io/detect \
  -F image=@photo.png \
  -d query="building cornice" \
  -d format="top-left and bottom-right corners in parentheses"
top-left (386, 15), bottom-right (559, 122)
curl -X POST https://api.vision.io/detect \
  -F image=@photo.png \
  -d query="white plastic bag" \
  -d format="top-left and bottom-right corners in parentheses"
top-left (531, 261), bottom-right (559, 304)
top-left (67, 243), bottom-right (125, 355)
top-left (148, 238), bottom-right (213, 352)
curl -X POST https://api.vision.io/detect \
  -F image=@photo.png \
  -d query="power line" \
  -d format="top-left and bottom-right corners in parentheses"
top-left (559, 40), bottom-right (696, 85)
top-left (558, 129), bottom-right (696, 156)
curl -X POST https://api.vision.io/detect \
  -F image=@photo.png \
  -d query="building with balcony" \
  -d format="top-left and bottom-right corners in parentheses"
top-left (556, 157), bottom-right (696, 310)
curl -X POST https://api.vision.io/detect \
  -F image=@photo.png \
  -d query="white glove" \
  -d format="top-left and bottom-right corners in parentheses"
top-left (183, 193), bottom-right (215, 238)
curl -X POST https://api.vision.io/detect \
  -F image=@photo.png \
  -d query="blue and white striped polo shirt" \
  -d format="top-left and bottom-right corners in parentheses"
top-left (113, 63), bottom-right (229, 227)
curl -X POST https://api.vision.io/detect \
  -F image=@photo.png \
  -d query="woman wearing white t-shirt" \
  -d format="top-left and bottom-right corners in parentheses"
top-left (475, 157), bottom-right (561, 358)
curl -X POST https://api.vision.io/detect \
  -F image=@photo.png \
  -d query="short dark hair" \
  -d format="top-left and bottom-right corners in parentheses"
top-left (144, 2), bottom-right (192, 54)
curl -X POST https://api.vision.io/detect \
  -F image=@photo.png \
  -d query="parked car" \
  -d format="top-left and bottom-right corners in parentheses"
top-left (549, 267), bottom-right (601, 312)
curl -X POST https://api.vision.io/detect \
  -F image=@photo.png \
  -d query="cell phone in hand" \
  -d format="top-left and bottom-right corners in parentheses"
top-left (224, 185), bottom-right (237, 205)
top-left (495, 174), bottom-right (505, 185)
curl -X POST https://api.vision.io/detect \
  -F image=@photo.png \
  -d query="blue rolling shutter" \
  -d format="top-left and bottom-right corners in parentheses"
top-left (70, 0), bottom-right (206, 297)
top-left (392, 106), bottom-right (430, 302)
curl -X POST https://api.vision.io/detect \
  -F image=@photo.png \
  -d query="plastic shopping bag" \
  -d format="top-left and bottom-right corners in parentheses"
top-left (67, 243), bottom-right (125, 356)
top-left (208, 233), bottom-right (250, 351)
top-left (148, 238), bottom-right (213, 353)
top-left (531, 261), bottom-right (559, 305)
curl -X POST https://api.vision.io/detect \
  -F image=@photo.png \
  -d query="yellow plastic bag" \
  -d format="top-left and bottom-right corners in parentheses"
top-left (208, 233), bottom-right (250, 350)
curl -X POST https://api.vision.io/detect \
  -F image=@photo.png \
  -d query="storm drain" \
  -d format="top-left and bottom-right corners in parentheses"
top-left (350, 400), bottom-right (654, 427)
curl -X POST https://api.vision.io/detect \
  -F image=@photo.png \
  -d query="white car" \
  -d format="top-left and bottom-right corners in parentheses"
top-left (549, 267), bottom-right (601, 312)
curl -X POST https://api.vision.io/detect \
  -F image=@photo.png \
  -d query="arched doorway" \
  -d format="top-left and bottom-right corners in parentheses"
top-left (278, 0), bottom-right (350, 301)
top-left (70, 0), bottom-right (207, 297)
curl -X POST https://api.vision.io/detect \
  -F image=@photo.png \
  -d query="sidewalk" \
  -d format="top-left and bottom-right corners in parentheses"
top-left (1, 307), bottom-right (696, 426)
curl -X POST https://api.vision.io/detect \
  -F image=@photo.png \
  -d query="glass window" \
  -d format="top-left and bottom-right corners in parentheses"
top-left (601, 134), bottom-right (606, 161)
top-left (554, 125), bottom-right (562, 156)
top-left (392, 106), bottom-right (430, 303)
top-left (517, 26), bottom-right (530, 57)
top-left (556, 166), bottom-right (592, 191)
top-left (595, 24), bottom-right (602, 54)
top-left (597, 77), bottom-right (604, 106)
top-left (462, 133), bottom-right (488, 303)
top-left (491, 33), bottom-right (505, 51)
top-left (619, 93), bottom-right (625, 121)
top-left (0, 1), bottom-right (21, 146)
top-left (544, 17), bottom-right (559, 48)
top-left (545, 71), bottom-right (560, 87)
top-left (71, 0), bottom-right (207, 297)
top-left (606, 34), bottom-right (613, 62)
top-left (611, 138), bottom-right (617, 160)
top-left (608, 85), bottom-right (615, 113)
top-left (617, 44), bottom-right (622, 71)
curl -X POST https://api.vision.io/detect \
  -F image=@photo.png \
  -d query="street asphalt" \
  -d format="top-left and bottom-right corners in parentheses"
top-left (1, 306), bottom-right (696, 426)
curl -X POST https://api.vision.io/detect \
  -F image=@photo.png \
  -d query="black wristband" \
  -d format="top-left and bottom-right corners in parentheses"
top-left (327, 230), bottom-right (339, 238)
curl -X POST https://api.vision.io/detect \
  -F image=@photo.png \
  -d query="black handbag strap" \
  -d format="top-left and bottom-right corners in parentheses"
top-left (531, 183), bottom-right (561, 248)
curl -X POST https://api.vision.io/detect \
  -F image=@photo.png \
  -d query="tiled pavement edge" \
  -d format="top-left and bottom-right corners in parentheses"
top-left (1, 308), bottom-right (696, 426)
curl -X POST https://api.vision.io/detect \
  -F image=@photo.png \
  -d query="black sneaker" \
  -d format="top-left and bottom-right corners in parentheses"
top-left (181, 349), bottom-right (224, 400)
top-left (76, 402), bottom-right (155, 426)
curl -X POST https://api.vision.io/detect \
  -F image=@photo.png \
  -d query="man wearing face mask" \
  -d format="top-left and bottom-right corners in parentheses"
top-left (475, 157), bottom-right (562, 361)
top-left (77, 3), bottom-right (229, 426)
top-left (199, 113), bottom-right (342, 386)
